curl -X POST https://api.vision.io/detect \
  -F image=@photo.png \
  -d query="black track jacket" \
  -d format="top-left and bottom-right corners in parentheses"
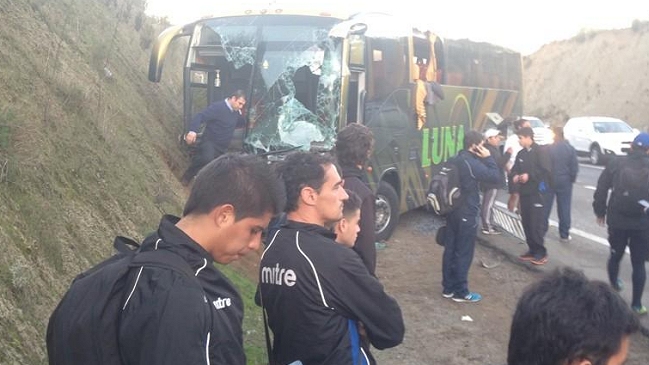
top-left (119, 215), bottom-right (246, 365)
top-left (258, 220), bottom-right (404, 365)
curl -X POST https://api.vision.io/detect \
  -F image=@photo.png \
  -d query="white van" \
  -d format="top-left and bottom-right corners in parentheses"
top-left (563, 116), bottom-right (638, 165)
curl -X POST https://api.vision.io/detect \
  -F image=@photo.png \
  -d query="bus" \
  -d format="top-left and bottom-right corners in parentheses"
top-left (148, 8), bottom-right (523, 241)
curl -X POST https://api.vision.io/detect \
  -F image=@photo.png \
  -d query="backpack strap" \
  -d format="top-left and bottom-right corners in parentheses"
top-left (127, 239), bottom-right (214, 351)
top-left (130, 244), bottom-right (196, 279)
top-left (113, 236), bottom-right (141, 254)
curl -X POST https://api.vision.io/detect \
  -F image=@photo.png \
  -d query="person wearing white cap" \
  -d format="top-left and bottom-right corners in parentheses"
top-left (480, 129), bottom-right (510, 234)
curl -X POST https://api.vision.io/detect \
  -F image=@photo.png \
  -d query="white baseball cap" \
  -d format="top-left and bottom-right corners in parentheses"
top-left (484, 129), bottom-right (500, 139)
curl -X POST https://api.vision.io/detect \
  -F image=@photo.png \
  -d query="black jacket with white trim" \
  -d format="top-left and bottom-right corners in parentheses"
top-left (258, 220), bottom-right (404, 365)
top-left (118, 215), bottom-right (246, 365)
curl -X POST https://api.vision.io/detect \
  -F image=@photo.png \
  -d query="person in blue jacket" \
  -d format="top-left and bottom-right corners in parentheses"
top-left (181, 90), bottom-right (246, 185)
top-left (442, 130), bottom-right (502, 303)
top-left (543, 126), bottom-right (579, 241)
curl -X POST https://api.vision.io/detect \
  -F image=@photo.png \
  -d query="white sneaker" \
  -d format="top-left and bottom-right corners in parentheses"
top-left (559, 235), bottom-right (572, 243)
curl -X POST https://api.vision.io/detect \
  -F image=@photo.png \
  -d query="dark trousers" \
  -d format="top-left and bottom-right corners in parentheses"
top-left (442, 211), bottom-right (478, 297)
top-left (607, 227), bottom-right (649, 307)
top-left (181, 140), bottom-right (225, 183)
top-left (543, 180), bottom-right (573, 238)
top-left (520, 193), bottom-right (547, 258)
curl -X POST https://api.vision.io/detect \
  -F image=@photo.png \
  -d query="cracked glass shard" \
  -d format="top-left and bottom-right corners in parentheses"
top-left (209, 21), bottom-right (341, 152)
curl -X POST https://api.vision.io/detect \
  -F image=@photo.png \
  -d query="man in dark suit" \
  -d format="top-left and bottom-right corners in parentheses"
top-left (181, 90), bottom-right (246, 185)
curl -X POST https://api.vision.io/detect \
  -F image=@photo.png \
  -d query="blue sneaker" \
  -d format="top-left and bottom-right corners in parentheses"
top-left (452, 292), bottom-right (482, 303)
top-left (612, 279), bottom-right (624, 292)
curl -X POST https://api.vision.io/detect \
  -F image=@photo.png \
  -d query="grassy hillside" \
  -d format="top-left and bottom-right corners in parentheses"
top-left (0, 1), bottom-right (272, 363)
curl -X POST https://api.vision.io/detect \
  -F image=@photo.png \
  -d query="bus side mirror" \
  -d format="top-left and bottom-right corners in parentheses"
top-left (348, 23), bottom-right (367, 36)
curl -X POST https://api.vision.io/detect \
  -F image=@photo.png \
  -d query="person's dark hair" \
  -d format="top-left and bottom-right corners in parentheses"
top-left (507, 267), bottom-right (639, 365)
top-left (183, 153), bottom-right (284, 219)
top-left (516, 126), bottom-right (534, 138)
top-left (513, 118), bottom-right (528, 130)
top-left (342, 189), bottom-right (362, 218)
top-left (276, 151), bottom-right (338, 213)
top-left (463, 130), bottom-right (483, 149)
top-left (228, 89), bottom-right (246, 99)
top-left (334, 123), bottom-right (374, 168)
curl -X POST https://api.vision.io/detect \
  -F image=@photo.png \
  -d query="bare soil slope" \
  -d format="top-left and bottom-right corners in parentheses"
top-left (524, 22), bottom-right (649, 128)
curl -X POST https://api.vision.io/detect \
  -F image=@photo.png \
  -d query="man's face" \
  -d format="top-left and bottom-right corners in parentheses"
top-left (570, 336), bottom-right (630, 365)
top-left (212, 211), bottom-right (272, 264)
top-left (486, 135), bottom-right (500, 147)
top-left (229, 96), bottom-right (246, 112)
top-left (605, 336), bottom-right (630, 365)
top-left (518, 135), bottom-right (533, 148)
top-left (335, 209), bottom-right (361, 248)
top-left (315, 164), bottom-right (348, 226)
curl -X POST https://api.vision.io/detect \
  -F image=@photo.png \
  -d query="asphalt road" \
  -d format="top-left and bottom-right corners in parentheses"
top-left (496, 158), bottom-right (609, 248)
top-left (489, 157), bottom-right (648, 329)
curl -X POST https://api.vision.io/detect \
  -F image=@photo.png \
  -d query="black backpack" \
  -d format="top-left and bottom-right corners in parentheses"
top-left (46, 236), bottom-right (197, 365)
top-left (427, 156), bottom-right (469, 215)
top-left (611, 157), bottom-right (649, 216)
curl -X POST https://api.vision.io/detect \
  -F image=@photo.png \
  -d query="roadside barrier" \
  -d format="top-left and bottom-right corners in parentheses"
top-left (491, 204), bottom-right (525, 242)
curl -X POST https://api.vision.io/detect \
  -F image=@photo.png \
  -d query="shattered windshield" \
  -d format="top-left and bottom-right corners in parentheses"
top-left (201, 16), bottom-right (343, 152)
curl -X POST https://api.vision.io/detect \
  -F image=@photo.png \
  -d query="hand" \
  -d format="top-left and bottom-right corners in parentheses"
top-left (519, 173), bottom-right (529, 184)
top-left (596, 216), bottom-right (605, 226)
top-left (473, 144), bottom-right (491, 158)
top-left (184, 131), bottom-right (197, 145)
top-left (506, 147), bottom-right (513, 155)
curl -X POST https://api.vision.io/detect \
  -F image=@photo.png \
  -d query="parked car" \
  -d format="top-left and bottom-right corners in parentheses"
top-left (523, 116), bottom-right (554, 146)
top-left (497, 116), bottom-right (553, 152)
top-left (563, 116), bottom-right (638, 165)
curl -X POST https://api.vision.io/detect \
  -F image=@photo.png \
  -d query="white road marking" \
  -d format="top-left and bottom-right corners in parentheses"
top-left (583, 185), bottom-right (596, 190)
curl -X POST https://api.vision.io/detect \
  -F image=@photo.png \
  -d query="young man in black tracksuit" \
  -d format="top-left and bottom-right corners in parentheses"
top-left (510, 127), bottom-right (552, 265)
top-left (118, 154), bottom-right (284, 365)
top-left (258, 151), bottom-right (404, 365)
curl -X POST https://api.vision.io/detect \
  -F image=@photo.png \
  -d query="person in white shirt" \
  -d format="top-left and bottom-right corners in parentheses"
top-left (504, 118), bottom-right (531, 212)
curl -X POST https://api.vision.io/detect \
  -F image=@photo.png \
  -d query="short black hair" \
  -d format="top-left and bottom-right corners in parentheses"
top-left (513, 118), bottom-right (528, 130)
top-left (342, 189), bottom-right (362, 218)
top-left (334, 123), bottom-right (374, 168)
top-left (276, 151), bottom-right (338, 213)
top-left (507, 267), bottom-right (639, 365)
top-left (516, 126), bottom-right (534, 138)
top-left (463, 130), bottom-right (483, 149)
top-left (183, 153), bottom-right (284, 219)
top-left (228, 89), bottom-right (246, 99)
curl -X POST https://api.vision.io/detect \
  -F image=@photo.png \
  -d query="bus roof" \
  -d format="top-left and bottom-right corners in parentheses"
top-left (194, 6), bottom-right (349, 23)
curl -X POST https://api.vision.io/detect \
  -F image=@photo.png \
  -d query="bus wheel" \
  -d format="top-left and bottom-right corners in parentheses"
top-left (375, 181), bottom-right (399, 242)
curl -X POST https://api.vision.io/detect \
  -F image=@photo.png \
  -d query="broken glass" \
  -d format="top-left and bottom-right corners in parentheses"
top-left (203, 16), bottom-right (342, 153)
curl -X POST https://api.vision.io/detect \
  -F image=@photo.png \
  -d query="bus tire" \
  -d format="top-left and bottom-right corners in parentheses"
top-left (375, 181), bottom-right (399, 242)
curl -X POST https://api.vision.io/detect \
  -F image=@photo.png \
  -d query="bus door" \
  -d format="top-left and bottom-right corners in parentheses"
top-left (187, 24), bottom-right (253, 150)
top-left (345, 33), bottom-right (366, 126)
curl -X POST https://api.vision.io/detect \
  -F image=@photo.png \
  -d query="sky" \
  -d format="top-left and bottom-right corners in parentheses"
top-left (145, 0), bottom-right (647, 55)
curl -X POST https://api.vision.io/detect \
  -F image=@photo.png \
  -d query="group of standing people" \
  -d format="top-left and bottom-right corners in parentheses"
top-left (474, 116), bottom-right (649, 315)
top-left (48, 102), bottom-right (648, 364)
top-left (482, 119), bottom-right (579, 265)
